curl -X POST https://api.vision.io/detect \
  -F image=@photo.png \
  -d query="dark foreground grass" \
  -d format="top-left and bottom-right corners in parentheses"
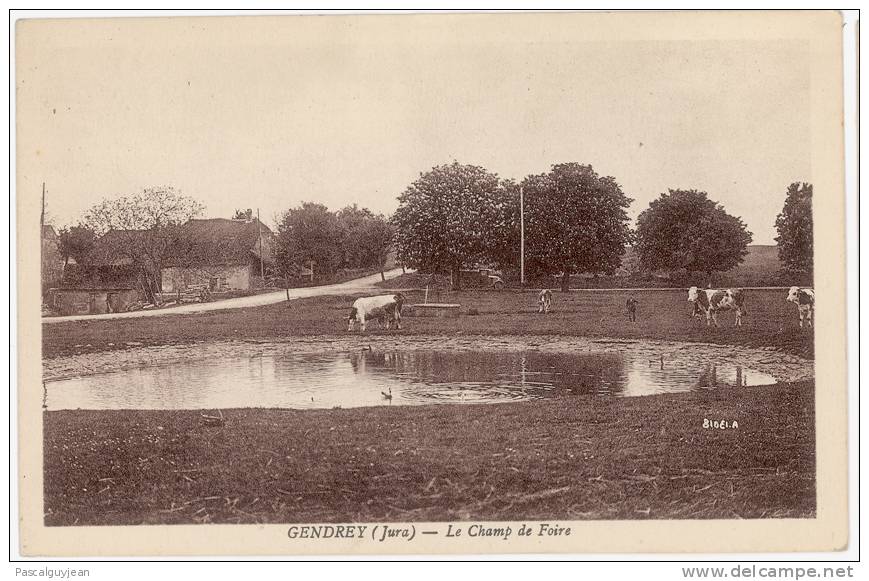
top-left (43, 288), bottom-right (814, 359)
top-left (44, 381), bottom-right (815, 526)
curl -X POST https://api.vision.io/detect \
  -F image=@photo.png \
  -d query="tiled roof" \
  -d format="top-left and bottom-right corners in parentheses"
top-left (164, 218), bottom-right (274, 267)
top-left (88, 218), bottom-right (275, 268)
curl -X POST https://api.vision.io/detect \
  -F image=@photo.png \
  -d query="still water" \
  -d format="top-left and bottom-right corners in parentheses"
top-left (44, 349), bottom-right (778, 411)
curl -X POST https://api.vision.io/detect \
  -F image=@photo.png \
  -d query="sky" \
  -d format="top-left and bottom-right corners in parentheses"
top-left (18, 15), bottom-right (811, 244)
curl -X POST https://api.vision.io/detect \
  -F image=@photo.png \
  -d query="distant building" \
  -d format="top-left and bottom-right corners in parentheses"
top-left (161, 216), bottom-right (275, 293)
top-left (47, 287), bottom-right (140, 316)
top-left (51, 229), bottom-right (151, 314)
top-left (62, 229), bottom-right (151, 292)
top-left (54, 215), bottom-right (276, 305)
top-left (41, 225), bottom-right (64, 296)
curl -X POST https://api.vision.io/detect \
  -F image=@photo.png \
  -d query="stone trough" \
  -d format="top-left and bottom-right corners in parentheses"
top-left (404, 303), bottom-right (462, 318)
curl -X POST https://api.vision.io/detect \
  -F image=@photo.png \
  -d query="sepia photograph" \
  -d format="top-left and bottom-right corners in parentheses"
top-left (15, 10), bottom-right (850, 556)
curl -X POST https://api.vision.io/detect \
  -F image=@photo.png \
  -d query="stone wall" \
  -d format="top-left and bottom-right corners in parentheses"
top-left (161, 265), bottom-right (252, 292)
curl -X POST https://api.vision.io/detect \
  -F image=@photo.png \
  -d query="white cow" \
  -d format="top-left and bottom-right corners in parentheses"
top-left (688, 286), bottom-right (746, 327)
top-left (347, 293), bottom-right (406, 332)
top-left (786, 286), bottom-right (815, 328)
top-left (538, 289), bottom-right (553, 314)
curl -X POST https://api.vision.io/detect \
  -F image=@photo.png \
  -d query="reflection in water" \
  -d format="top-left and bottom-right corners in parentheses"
top-left (348, 350), bottom-right (627, 399)
top-left (695, 364), bottom-right (753, 389)
top-left (697, 364), bottom-right (719, 388)
top-left (45, 349), bottom-right (779, 411)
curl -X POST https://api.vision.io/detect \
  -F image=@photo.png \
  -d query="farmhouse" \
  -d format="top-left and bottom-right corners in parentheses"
top-left (161, 216), bottom-right (275, 293)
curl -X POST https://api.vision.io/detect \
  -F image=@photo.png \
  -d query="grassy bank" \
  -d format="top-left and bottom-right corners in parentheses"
top-left (44, 381), bottom-right (815, 526)
top-left (43, 288), bottom-right (814, 359)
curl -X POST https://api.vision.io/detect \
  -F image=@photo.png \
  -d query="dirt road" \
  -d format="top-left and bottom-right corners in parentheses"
top-left (42, 268), bottom-right (406, 324)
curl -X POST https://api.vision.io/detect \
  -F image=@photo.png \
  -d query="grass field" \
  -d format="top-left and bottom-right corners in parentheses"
top-left (42, 287), bottom-right (815, 526)
top-left (44, 381), bottom-right (815, 526)
top-left (43, 288), bottom-right (813, 359)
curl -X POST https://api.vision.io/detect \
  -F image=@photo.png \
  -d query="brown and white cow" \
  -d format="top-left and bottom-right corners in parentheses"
top-left (347, 293), bottom-right (405, 332)
top-left (786, 286), bottom-right (815, 328)
top-left (538, 289), bottom-right (553, 314)
top-left (688, 286), bottom-right (746, 327)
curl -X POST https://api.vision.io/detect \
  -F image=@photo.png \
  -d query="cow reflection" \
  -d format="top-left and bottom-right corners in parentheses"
top-left (348, 350), bottom-right (397, 374)
top-left (697, 364), bottom-right (719, 387)
top-left (696, 364), bottom-right (749, 388)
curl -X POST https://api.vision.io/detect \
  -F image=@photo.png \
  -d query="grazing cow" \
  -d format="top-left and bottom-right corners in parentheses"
top-left (625, 297), bottom-right (639, 322)
top-left (538, 289), bottom-right (553, 314)
top-left (347, 293), bottom-right (405, 332)
top-left (786, 286), bottom-right (815, 328)
top-left (688, 286), bottom-right (746, 327)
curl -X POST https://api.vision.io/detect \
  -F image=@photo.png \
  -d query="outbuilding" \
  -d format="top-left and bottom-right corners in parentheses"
top-left (161, 216), bottom-right (275, 293)
top-left (47, 287), bottom-right (140, 315)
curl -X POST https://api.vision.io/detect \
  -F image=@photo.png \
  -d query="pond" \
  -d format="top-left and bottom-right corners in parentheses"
top-left (43, 348), bottom-right (778, 411)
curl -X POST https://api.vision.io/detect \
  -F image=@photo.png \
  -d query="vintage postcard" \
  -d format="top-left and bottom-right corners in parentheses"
top-left (16, 11), bottom-right (849, 556)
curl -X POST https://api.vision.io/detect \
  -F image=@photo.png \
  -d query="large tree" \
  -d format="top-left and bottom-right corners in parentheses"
top-left (338, 204), bottom-right (396, 281)
top-left (275, 202), bottom-right (345, 281)
top-left (83, 187), bottom-right (204, 302)
top-left (523, 163), bottom-right (633, 291)
top-left (635, 189), bottom-right (752, 279)
top-left (774, 182), bottom-right (813, 278)
top-left (57, 224), bottom-right (96, 267)
top-left (391, 162), bottom-right (515, 289)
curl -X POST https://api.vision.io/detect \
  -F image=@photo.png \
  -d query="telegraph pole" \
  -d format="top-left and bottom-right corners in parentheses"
top-left (520, 184), bottom-right (525, 285)
top-left (40, 182), bottom-right (46, 228)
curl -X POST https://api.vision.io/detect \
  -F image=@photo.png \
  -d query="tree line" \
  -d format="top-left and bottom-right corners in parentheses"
top-left (273, 202), bottom-right (394, 282)
top-left (53, 165), bottom-right (813, 297)
top-left (391, 161), bottom-right (812, 290)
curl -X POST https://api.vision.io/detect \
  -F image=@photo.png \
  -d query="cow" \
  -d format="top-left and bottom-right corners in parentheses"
top-left (625, 297), bottom-right (639, 322)
top-left (688, 286), bottom-right (746, 327)
top-left (786, 286), bottom-right (815, 328)
top-left (538, 289), bottom-right (553, 314)
top-left (347, 293), bottom-right (405, 332)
